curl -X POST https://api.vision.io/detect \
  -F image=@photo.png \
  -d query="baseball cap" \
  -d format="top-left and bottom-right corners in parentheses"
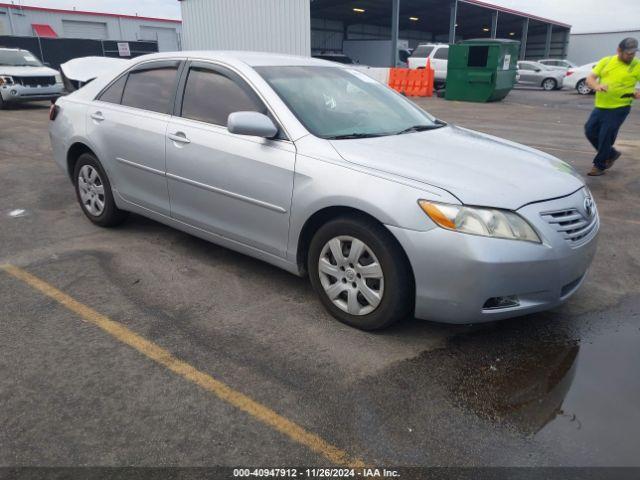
top-left (619, 37), bottom-right (639, 53)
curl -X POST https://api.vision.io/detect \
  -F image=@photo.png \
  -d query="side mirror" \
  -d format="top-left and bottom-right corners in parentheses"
top-left (535, 68), bottom-right (541, 72)
top-left (227, 111), bottom-right (278, 139)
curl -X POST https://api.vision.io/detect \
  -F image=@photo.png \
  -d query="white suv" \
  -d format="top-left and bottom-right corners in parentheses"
top-left (0, 48), bottom-right (64, 109)
top-left (408, 44), bottom-right (449, 83)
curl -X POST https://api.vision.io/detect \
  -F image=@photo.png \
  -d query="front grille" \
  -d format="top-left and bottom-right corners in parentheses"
top-left (14, 76), bottom-right (56, 87)
top-left (541, 208), bottom-right (598, 246)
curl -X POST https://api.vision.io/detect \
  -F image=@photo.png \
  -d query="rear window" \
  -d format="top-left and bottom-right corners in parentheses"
top-left (98, 75), bottom-right (127, 104)
top-left (121, 66), bottom-right (179, 114)
top-left (433, 47), bottom-right (449, 60)
top-left (412, 46), bottom-right (434, 58)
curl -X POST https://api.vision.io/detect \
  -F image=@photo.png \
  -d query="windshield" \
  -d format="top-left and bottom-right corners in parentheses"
top-left (0, 50), bottom-right (43, 67)
top-left (256, 66), bottom-right (438, 139)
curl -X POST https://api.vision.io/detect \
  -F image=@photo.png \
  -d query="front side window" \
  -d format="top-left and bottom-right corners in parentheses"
top-left (0, 49), bottom-right (43, 67)
top-left (181, 67), bottom-right (265, 126)
top-left (121, 65), bottom-right (179, 114)
top-left (256, 66), bottom-right (439, 139)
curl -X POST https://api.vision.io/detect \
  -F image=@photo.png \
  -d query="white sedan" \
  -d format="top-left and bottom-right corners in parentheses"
top-left (564, 62), bottom-right (597, 95)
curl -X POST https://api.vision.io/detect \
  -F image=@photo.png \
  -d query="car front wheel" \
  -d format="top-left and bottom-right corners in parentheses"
top-left (308, 217), bottom-right (413, 330)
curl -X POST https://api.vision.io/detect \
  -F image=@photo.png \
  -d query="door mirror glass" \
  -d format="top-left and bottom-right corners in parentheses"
top-left (228, 111), bottom-right (278, 138)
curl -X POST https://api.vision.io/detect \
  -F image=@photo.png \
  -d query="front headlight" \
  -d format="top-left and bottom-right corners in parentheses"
top-left (418, 200), bottom-right (541, 243)
top-left (0, 75), bottom-right (15, 86)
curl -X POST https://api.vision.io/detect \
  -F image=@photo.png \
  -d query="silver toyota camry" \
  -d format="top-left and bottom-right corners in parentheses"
top-left (49, 51), bottom-right (599, 330)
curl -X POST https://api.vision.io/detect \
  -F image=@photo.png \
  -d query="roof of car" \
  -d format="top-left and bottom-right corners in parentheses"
top-left (130, 50), bottom-right (340, 68)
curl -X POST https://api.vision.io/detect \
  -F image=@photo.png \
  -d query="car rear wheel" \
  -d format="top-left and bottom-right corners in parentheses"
top-left (73, 152), bottom-right (128, 227)
top-left (542, 78), bottom-right (557, 91)
top-left (308, 217), bottom-right (413, 330)
top-left (576, 79), bottom-right (592, 95)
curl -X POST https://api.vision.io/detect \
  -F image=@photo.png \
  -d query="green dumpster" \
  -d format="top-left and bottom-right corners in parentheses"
top-left (445, 39), bottom-right (520, 102)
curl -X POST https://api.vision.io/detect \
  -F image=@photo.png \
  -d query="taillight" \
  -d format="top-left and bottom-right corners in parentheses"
top-left (566, 71), bottom-right (574, 77)
top-left (49, 103), bottom-right (59, 121)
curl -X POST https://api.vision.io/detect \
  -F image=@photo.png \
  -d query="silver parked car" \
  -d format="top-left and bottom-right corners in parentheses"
top-left (517, 61), bottom-right (566, 90)
top-left (49, 52), bottom-right (599, 330)
top-left (538, 59), bottom-right (578, 71)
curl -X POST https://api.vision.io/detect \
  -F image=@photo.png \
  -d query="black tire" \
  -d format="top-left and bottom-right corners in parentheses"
top-left (542, 78), bottom-right (557, 91)
top-left (73, 152), bottom-right (128, 227)
top-left (308, 216), bottom-right (413, 331)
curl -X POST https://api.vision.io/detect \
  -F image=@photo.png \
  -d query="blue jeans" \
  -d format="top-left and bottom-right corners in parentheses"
top-left (584, 106), bottom-right (631, 170)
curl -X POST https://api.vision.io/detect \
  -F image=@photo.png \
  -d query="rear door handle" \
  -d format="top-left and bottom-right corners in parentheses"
top-left (90, 111), bottom-right (104, 122)
top-left (168, 132), bottom-right (191, 145)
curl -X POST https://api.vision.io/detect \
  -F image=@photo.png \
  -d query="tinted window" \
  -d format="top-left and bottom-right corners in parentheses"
top-left (412, 46), bottom-right (434, 58)
top-left (433, 47), bottom-right (449, 60)
top-left (181, 67), bottom-right (265, 126)
top-left (121, 66), bottom-right (178, 113)
top-left (98, 75), bottom-right (127, 104)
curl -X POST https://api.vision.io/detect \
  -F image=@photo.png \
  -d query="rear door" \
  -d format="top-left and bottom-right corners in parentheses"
top-left (165, 61), bottom-right (295, 257)
top-left (431, 46), bottom-right (449, 81)
top-left (87, 60), bottom-right (182, 215)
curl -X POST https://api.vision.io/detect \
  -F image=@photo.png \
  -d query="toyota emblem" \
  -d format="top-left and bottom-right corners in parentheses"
top-left (584, 197), bottom-right (594, 218)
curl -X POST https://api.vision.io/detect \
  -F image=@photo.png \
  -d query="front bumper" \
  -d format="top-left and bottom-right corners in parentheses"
top-left (389, 189), bottom-right (599, 324)
top-left (1, 83), bottom-right (64, 102)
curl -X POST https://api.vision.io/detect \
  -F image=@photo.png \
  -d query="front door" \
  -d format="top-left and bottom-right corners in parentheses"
top-left (165, 62), bottom-right (295, 257)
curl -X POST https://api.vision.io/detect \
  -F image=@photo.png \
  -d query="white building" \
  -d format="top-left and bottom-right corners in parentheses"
top-left (179, 0), bottom-right (571, 66)
top-left (569, 30), bottom-right (640, 66)
top-left (0, 2), bottom-right (182, 52)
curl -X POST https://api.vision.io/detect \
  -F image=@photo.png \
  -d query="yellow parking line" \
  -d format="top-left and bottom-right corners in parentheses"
top-left (0, 264), bottom-right (365, 469)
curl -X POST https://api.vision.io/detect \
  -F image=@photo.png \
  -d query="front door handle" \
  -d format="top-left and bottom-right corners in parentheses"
top-left (90, 111), bottom-right (104, 122)
top-left (168, 132), bottom-right (191, 145)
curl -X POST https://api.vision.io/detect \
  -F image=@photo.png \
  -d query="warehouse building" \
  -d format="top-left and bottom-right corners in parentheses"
top-left (179, 0), bottom-right (570, 65)
top-left (569, 29), bottom-right (640, 66)
top-left (0, 2), bottom-right (182, 51)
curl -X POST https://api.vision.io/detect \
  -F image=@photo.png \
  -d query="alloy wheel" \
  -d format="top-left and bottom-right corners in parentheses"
top-left (317, 235), bottom-right (384, 316)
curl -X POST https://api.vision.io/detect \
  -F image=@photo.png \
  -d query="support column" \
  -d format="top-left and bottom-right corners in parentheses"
top-left (520, 17), bottom-right (529, 60)
top-left (544, 24), bottom-right (553, 58)
top-left (391, 0), bottom-right (400, 66)
top-left (7, 6), bottom-right (15, 35)
top-left (491, 11), bottom-right (498, 39)
top-left (449, 0), bottom-right (458, 44)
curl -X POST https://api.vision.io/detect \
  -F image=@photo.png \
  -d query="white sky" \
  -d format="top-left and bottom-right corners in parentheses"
top-left (8, 0), bottom-right (640, 33)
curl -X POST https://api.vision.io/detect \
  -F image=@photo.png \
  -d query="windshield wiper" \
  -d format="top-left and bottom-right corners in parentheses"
top-left (394, 122), bottom-right (446, 135)
top-left (325, 133), bottom-right (386, 140)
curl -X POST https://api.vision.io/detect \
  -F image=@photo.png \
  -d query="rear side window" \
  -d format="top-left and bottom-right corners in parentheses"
top-left (121, 66), bottom-right (179, 114)
top-left (98, 75), bottom-right (127, 104)
top-left (434, 47), bottom-right (449, 60)
top-left (412, 46), bottom-right (434, 58)
top-left (181, 67), bottom-right (265, 126)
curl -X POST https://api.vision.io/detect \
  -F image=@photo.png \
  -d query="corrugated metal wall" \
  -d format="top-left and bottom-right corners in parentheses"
top-left (181, 0), bottom-right (310, 55)
top-left (569, 31), bottom-right (640, 66)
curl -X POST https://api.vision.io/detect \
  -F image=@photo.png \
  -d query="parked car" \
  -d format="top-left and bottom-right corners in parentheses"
top-left (538, 59), bottom-right (578, 71)
top-left (564, 62), bottom-right (598, 95)
top-left (312, 53), bottom-right (356, 65)
top-left (517, 61), bottom-right (565, 90)
top-left (49, 52), bottom-right (598, 330)
top-left (408, 43), bottom-right (449, 82)
top-left (0, 47), bottom-right (64, 109)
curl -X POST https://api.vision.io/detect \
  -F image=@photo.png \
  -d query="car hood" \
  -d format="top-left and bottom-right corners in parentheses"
top-left (329, 125), bottom-right (584, 210)
top-left (0, 65), bottom-right (59, 76)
